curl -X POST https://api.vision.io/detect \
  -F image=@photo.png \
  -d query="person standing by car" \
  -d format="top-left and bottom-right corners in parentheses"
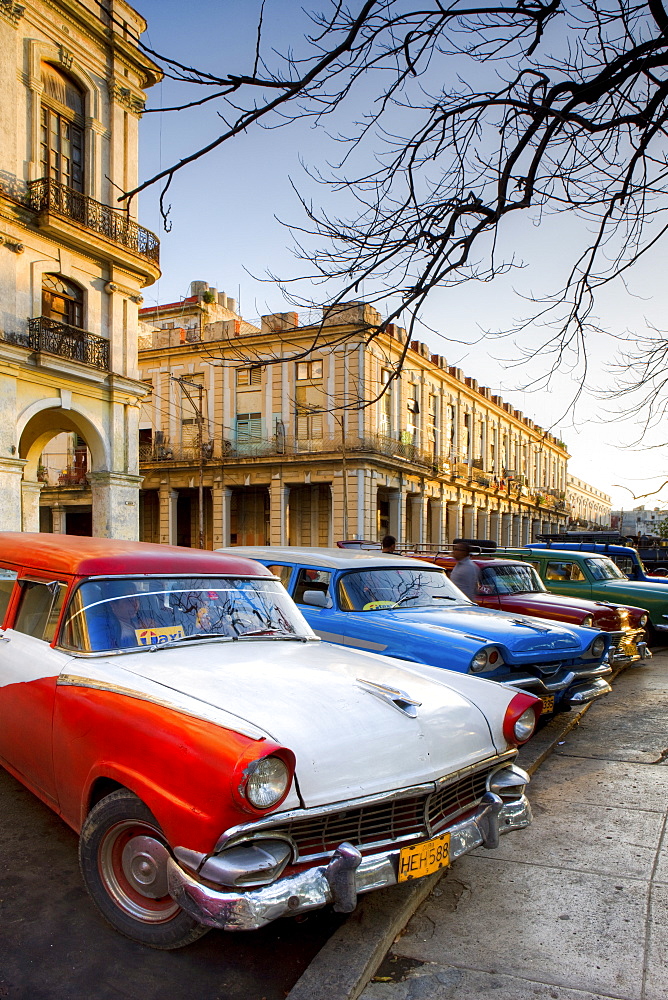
top-left (381, 535), bottom-right (396, 553)
top-left (450, 541), bottom-right (481, 600)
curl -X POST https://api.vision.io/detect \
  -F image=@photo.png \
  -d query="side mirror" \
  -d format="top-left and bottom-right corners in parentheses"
top-left (303, 589), bottom-right (329, 608)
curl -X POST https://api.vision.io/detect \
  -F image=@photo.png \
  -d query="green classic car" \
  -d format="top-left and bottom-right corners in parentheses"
top-left (503, 547), bottom-right (666, 643)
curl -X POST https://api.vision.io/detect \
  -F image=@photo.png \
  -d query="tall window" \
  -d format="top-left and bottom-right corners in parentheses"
top-left (42, 273), bottom-right (83, 328)
top-left (40, 63), bottom-right (84, 192)
top-left (379, 369), bottom-right (392, 436)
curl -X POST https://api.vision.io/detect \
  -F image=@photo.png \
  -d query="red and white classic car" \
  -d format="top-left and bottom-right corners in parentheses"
top-left (0, 534), bottom-right (539, 949)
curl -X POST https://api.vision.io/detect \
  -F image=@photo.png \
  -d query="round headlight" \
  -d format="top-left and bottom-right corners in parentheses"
top-left (640, 614), bottom-right (648, 627)
top-left (582, 615), bottom-right (593, 627)
top-left (470, 649), bottom-right (489, 672)
top-left (590, 636), bottom-right (606, 658)
top-left (245, 756), bottom-right (290, 808)
top-left (513, 708), bottom-right (537, 743)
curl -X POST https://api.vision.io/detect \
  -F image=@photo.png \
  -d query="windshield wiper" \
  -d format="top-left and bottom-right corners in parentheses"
top-left (146, 632), bottom-right (236, 651)
top-left (234, 629), bottom-right (315, 641)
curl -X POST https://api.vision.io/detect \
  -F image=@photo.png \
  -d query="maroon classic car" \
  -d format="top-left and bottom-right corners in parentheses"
top-left (427, 554), bottom-right (651, 667)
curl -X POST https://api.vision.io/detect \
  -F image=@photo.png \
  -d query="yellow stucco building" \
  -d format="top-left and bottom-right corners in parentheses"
top-left (0, 0), bottom-right (159, 536)
top-left (137, 285), bottom-right (570, 548)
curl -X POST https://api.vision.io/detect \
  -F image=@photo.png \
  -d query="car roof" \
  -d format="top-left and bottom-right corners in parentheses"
top-left (218, 546), bottom-right (450, 572)
top-left (0, 533), bottom-right (273, 579)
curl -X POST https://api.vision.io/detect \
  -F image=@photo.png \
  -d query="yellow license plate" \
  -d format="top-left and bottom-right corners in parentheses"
top-left (398, 832), bottom-right (451, 882)
top-left (541, 694), bottom-right (555, 714)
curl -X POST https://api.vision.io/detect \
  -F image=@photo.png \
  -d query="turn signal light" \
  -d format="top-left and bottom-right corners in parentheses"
top-left (503, 692), bottom-right (542, 746)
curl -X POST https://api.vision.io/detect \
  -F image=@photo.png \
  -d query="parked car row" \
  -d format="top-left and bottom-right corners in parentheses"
top-left (0, 534), bottom-right (540, 951)
top-left (224, 547), bottom-right (616, 716)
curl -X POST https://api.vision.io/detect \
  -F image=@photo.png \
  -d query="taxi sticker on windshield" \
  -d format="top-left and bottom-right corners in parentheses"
top-left (135, 626), bottom-right (185, 646)
top-left (362, 600), bottom-right (397, 611)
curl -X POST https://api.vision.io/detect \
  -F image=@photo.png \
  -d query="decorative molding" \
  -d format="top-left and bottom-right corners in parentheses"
top-left (104, 281), bottom-right (143, 304)
top-left (0, 234), bottom-right (24, 253)
top-left (111, 84), bottom-right (145, 117)
top-left (59, 45), bottom-right (74, 70)
top-left (0, 0), bottom-right (25, 26)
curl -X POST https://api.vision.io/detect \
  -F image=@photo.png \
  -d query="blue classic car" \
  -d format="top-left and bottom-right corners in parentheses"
top-left (218, 548), bottom-right (612, 715)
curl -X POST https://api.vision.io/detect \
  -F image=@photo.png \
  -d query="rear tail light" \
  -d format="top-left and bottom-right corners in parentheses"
top-left (503, 692), bottom-right (542, 746)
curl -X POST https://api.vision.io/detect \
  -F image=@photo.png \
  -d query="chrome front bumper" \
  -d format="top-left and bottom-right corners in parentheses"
top-left (505, 661), bottom-right (612, 700)
top-left (166, 794), bottom-right (531, 932)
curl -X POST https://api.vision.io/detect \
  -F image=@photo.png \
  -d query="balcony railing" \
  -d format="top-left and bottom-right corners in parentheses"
top-left (28, 316), bottom-right (110, 371)
top-left (28, 178), bottom-right (160, 265)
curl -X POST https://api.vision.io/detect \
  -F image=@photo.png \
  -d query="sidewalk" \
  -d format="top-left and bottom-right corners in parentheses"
top-left (287, 653), bottom-right (668, 1000)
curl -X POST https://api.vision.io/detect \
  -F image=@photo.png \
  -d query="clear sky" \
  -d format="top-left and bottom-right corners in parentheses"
top-left (133, 0), bottom-right (668, 514)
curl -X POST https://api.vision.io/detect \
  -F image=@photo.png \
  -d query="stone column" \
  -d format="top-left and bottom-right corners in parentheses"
top-left (21, 481), bottom-right (43, 532)
top-left (429, 499), bottom-right (442, 547)
top-left (489, 509), bottom-right (501, 545)
top-left (0, 458), bottom-right (26, 532)
top-left (512, 514), bottom-right (522, 545)
top-left (521, 516), bottom-right (532, 544)
top-left (388, 489), bottom-right (405, 544)
top-left (448, 501), bottom-right (462, 542)
top-left (212, 482), bottom-right (231, 548)
top-left (463, 504), bottom-right (476, 538)
top-left (158, 483), bottom-right (178, 545)
top-left (476, 507), bottom-right (490, 541)
top-left (438, 499), bottom-right (448, 549)
top-left (412, 493), bottom-right (429, 546)
top-left (501, 512), bottom-right (513, 546)
top-left (89, 472), bottom-right (142, 539)
top-left (270, 480), bottom-right (290, 545)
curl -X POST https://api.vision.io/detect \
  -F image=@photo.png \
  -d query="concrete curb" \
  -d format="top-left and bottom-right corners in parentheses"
top-left (285, 681), bottom-right (615, 1000)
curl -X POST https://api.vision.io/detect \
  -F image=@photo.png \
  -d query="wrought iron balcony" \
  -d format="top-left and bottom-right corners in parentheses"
top-left (28, 317), bottom-right (110, 371)
top-left (28, 178), bottom-right (160, 264)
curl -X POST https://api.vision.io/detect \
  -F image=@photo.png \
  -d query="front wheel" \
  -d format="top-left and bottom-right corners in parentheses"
top-left (79, 788), bottom-right (209, 949)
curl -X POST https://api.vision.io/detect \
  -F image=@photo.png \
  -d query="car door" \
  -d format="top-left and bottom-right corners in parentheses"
top-left (474, 566), bottom-right (504, 609)
top-left (540, 559), bottom-right (594, 600)
top-left (289, 566), bottom-right (343, 641)
top-left (0, 575), bottom-right (70, 805)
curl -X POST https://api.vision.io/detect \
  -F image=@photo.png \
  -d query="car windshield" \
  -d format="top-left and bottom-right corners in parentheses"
top-left (584, 557), bottom-right (627, 581)
top-left (62, 576), bottom-right (314, 652)
top-left (478, 563), bottom-right (546, 596)
top-left (338, 566), bottom-right (468, 611)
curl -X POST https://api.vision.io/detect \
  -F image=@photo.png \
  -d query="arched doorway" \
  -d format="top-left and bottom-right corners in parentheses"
top-left (18, 404), bottom-right (108, 535)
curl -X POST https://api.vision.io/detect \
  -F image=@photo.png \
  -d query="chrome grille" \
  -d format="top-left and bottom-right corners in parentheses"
top-left (427, 769), bottom-right (489, 832)
top-left (607, 629), bottom-right (642, 656)
top-left (281, 766), bottom-right (492, 861)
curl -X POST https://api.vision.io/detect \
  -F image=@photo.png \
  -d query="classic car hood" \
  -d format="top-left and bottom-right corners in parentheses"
top-left (492, 592), bottom-right (620, 626)
top-left (584, 579), bottom-right (668, 604)
top-left (353, 605), bottom-right (584, 653)
top-left (71, 640), bottom-right (502, 809)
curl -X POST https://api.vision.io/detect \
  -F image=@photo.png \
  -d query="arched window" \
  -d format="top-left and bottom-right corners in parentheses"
top-left (42, 273), bottom-right (83, 329)
top-left (40, 63), bottom-right (84, 192)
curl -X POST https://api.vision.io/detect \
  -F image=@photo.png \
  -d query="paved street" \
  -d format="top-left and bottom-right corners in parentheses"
top-left (0, 767), bottom-right (343, 1000)
top-left (358, 652), bottom-right (668, 1000)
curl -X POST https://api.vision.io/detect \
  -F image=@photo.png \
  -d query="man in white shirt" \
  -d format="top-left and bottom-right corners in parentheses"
top-left (450, 541), bottom-right (480, 601)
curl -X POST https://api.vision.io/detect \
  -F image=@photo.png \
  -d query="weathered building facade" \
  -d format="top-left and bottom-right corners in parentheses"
top-left (566, 475), bottom-right (612, 529)
top-left (137, 285), bottom-right (571, 548)
top-left (0, 0), bottom-right (159, 536)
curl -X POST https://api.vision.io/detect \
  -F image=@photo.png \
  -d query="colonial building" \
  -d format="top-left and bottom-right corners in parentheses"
top-left (137, 283), bottom-right (571, 548)
top-left (566, 475), bottom-right (612, 529)
top-left (0, 0), bottom-right (160, 536)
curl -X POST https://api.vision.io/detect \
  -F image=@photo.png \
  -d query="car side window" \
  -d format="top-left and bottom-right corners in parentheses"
top-left (545, 561), bottom-right (585, 582)
top-left (478, 568), bottom-right (500, 595)
top-left (0, 568), bottom-right (18, 624)
top-left (14, 579), bottom-right (67, 642)
top-left (266, 564), bottom-right (293, 589)
top-left (293, 569), bottom-right (332, 604)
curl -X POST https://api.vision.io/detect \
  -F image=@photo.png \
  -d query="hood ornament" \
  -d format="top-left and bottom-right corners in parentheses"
top-left (356, 678), bottom-right (422, 718)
